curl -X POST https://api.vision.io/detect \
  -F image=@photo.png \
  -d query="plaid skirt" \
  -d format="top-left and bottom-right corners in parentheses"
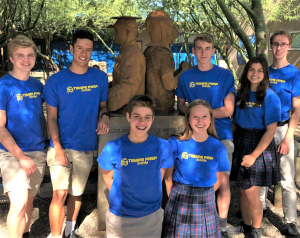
top-left (162, 182), bottom-right (221, 238)
top-left (230, 126), bottom-right (281, 190)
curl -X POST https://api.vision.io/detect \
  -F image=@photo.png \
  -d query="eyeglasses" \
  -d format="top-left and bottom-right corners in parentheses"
top-left (271, 42), bottom-right (290, 49)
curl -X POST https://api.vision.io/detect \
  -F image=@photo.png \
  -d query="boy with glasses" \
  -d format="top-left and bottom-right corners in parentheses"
top-left (260, 30), bottom-right (300, 237)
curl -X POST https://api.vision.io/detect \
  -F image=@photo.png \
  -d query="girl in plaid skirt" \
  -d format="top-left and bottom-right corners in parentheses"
top-left (162, 100), bottom-right (231, 238)
top-left (229, 56), bottom-right (281, 238)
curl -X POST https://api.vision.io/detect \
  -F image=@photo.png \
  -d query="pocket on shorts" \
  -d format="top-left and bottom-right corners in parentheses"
top-left (46, 147), bottom-right (57, 166)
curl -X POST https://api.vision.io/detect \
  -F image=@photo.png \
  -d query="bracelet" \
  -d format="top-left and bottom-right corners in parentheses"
top-left (100, 112), bottom-right (110, 119)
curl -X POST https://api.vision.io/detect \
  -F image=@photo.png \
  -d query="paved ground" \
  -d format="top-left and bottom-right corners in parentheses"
top-left (1, 183), bottom-right (300, 238)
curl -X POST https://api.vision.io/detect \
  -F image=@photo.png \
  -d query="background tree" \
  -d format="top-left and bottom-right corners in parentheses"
top-left (144, 0), bottom-right (299, 80)
top-left (1, 0), bottom-right (299, 78)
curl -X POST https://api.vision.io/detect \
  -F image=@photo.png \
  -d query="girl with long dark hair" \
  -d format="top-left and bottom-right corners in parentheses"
top-left (229, 56), bottom-right (281, 238)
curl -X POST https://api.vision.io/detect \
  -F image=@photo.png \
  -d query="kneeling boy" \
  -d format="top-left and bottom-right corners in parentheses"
top-left (0, 35), bottom-right (47, 238)
top-left (98, 95), bottom-right (173, 238)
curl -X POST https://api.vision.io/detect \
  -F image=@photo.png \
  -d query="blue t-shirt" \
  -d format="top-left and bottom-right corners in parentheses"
top-left (0, 74), bottom-right (46, 152)
top-left (98, 134), bottom-right (173, 218)
top-left (176, 65), bottom-right (235, 140)
top-left (168, 135), bottom-right (230, 187)
top-left (42, 67), bottom-right (108, 151)
top-left (269, 64), bottom-right (300, 121)
top-left (234, 88), bottom-right (281, 130)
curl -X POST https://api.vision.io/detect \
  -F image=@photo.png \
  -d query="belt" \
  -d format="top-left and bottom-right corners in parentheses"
top-left (278, 119), bottom-right (289, 127)
top-left (237, 125), bottom-right (265, 133)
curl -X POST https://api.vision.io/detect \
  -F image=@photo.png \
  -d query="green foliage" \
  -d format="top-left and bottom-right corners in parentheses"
top-left (0, 0), bottom-right (45, 47)
top-left (263, 0), bottom-right (300, 22)
top-left (1, 0), bottom-right (298, 68)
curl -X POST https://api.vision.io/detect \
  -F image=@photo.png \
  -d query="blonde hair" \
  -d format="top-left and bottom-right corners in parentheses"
top-left (8, 35), bottom-right (37, 57)
top-left (178, 99), bottom-right (218, 141)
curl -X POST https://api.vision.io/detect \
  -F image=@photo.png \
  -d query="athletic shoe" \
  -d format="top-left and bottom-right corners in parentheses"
top-left (227, 221), bottom-right (252, 235)
top-left (221, 229), bottom-right (232, 238)
top-left (23, 232), bottom-right (30, 238)
top-left (284, 223), bottom-right (300, 237)
top-left (251, 228), bottom-right (262, 238)
top-left (63, 230), bottom-right (84, 238)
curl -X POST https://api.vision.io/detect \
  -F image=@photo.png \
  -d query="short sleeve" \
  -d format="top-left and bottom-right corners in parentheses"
top-left (160, 140), bottom-right (173, 169)
top-left (224, 70), bottom-right (235, 98)
top-left (42, 76), bottom-right (59, 107)
top-left (175, 74), bottom-right (187, 99)
top-left (97, 144), bottom-right (115, 170)
top-left (0, 83), bottom-right (8, 111)
top-left (217, 144), bottom-right (230, 172)
top-left (99, 72), bottom-right (109, 102)
top-left (264, 91), bottom-right (281, 126)
top-left (292, 71), bottom-right (300, 98)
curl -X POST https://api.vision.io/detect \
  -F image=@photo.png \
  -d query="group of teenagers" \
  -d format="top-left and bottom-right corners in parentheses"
top-left (0, 28), bottom-right (299, 238)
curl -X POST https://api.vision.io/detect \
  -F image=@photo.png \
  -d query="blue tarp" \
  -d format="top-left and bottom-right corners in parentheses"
top-left (51, 42), bottom-right (219, 73)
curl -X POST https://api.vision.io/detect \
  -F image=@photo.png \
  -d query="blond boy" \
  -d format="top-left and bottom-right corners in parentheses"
top-left (0, 35), bottom-right (47, 238)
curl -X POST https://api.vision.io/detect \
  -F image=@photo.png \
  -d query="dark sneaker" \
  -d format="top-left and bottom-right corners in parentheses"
top-left (251, 228), bottom-right (262, 238)
top-left (63, 230), bottom-right (84, 238)
top-left (221, 229), bottom-right (232, 238)
top-left (284, 223), bottom-right (300, 237)
top-left (23, 232), bottom-right (30, 238)
top-left (227, 222), bottom-right (252, 235)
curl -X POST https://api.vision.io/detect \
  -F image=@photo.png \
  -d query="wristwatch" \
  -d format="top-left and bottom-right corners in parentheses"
top-left (100, 112), bottom-right (110, 118)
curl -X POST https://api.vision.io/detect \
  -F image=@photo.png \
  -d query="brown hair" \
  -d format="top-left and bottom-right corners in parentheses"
top-left (270, 30), bottom-right (292, 45)
top-left (127, 95), bottom-right (156, 116)
top-left (193, 33), bottom-right (215, 48)
top-left (178, 99), bottom-right (218, 141)
top-left (8, 35), bottom-right (37, 57)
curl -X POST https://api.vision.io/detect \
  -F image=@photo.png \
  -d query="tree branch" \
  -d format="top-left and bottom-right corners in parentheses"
top-left (237, 0), bottom-right (256, 19)
top-left (216, 0), bottom-right (255, 58)
top-left (36, 49), bottom-right (60, 72)
top-left (87, 27), bottom-right (116, 58)
top-left (27, 0), bottom-right (32, 28)
top-left (32, 0), bottom-right (45, 27)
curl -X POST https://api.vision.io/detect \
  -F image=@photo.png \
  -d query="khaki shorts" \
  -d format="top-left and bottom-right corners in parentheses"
top-left (47, 147), bottom-right (93, 196)
top-left (0, 149), bottom-right (46, 196)
top-left (221, 140), bottom-right (234, 175)
top-left (106, 208), bottom-right (164, 238)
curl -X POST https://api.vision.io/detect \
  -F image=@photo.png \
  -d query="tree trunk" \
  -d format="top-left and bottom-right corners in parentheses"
top-left (216, 0), bottom-right (255, 59)
top-left (251, 0), bottom-right (269, 60)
